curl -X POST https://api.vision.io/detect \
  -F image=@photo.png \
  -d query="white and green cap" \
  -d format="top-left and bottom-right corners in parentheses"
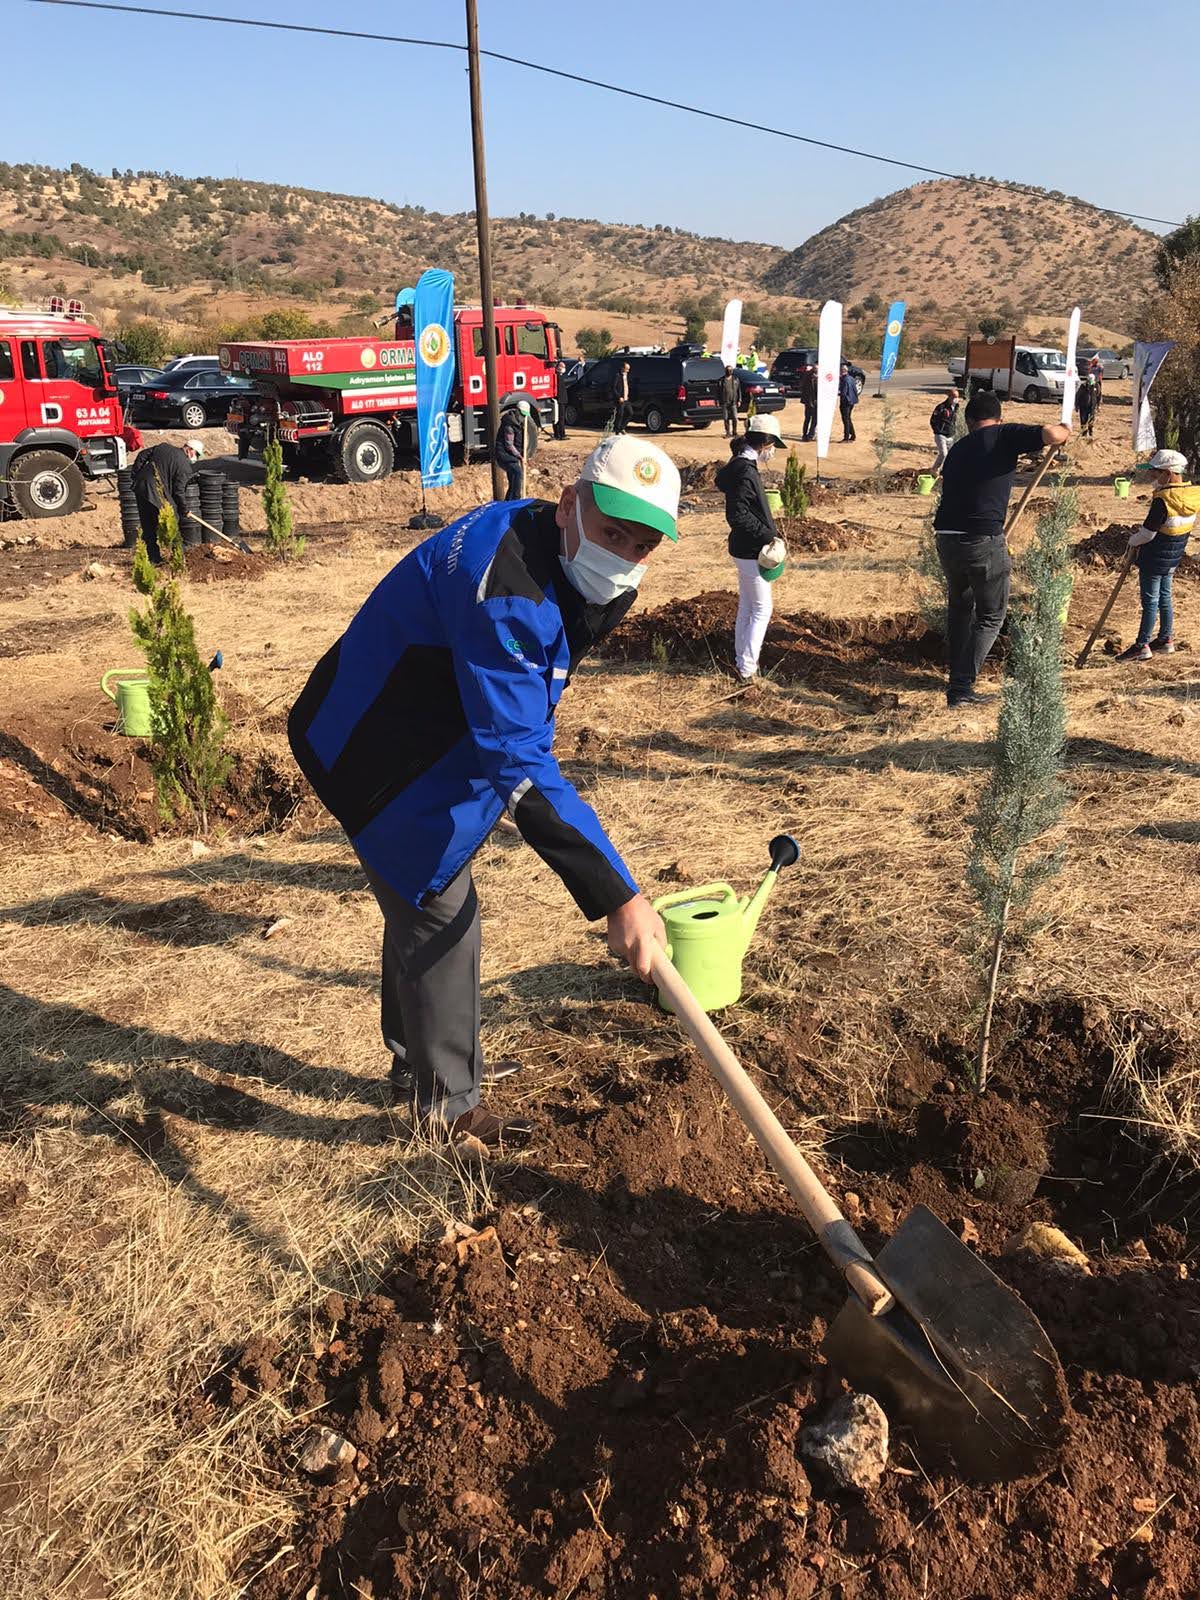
top-left (579, 434), bottom-right (680, 542)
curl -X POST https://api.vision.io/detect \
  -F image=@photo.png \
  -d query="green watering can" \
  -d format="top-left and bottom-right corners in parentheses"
top-left (765, 488), bottom-right (784, 515)
top-left (652, 834), bottom-right (800, 1013)
top-left (102, 669), bottom-right (152, 737)
top-left (1113, 477), bottom-right (1131, 499)
top-left (916, 473), bottom-right (936, 496)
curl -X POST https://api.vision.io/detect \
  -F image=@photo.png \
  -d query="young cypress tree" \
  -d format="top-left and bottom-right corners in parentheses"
top-left (916, 498), bottom-right (946, 637)
top-left (966, 476), bottom-right (1075, 1090)
top-left (781, 448), bottom-right (808, 518)
top-left (262, 438), bottom-right (304, 559)
top-left (871, 398), bottom-right (898, 490)
top-left (129, 503), bottom-right (230, 831)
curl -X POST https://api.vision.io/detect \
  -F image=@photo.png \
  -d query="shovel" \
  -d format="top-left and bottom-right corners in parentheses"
top-left (649, 947), bottom-right (1070, 1480)
top-left (186, 509), bottom-right (254, 557)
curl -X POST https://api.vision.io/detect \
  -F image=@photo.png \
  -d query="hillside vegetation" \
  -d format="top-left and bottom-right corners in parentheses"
top-left (0, 165), bottom-right (1151, 352)
top-left (766, 178), bottom-right (1156, 330)
top-left (0, 162), bottom-right (788, 321)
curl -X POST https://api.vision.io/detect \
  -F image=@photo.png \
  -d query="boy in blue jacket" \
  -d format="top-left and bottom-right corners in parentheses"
top-left (289, 436), bottom-right (680, 1148)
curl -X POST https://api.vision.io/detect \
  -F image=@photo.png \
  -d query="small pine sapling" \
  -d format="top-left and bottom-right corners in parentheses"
top-left (129, 502), bottom-right (230, 831)
top-left (871, 399), bottom-right (898, 490)
top-left (781, 449), bottom-right (809, 518)
top-left (262, 438), bottom-right (304, 559)
top-left (966, 477), bottom-right (1076, 1091)
top-left (916, 501), bottom-right (947, 637)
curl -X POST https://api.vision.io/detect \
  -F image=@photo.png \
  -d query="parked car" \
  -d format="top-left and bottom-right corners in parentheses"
top-left (734, 369), bottom-right (786, 416)
top-left (128, 368), bottom-right (258, 429)
top-left (115, 364), bottom-right (163, 394)
top-left (1076, 347), bottom-right (1131, 380)
top-left (562, 352), bottom-right (725, 432)
top-left (769, 348), bottom-right (866, 397)
top-left (162, 353), bottom-right (220, 374)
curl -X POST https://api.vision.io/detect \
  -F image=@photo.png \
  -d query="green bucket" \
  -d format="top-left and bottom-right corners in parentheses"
top-left (102, 669), bottom-right (152, 737)
top-left (765, 489), bottom-right (783, 515)
top-left (916, 473), bottom-right (936, 496)
top-left (1113, 477), bottom-right (1131, 499)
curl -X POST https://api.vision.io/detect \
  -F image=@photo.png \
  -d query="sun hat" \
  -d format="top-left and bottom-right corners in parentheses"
top-left (757, 535), bottom-right (786, 583)
top-left (1146, 448), bottom-right (1188, 474)
top-left (185, 437), bottom-right (205, 457)
top-left (744, 414), bottom-right (788, 449)
top-left (579, 435), bottom-right (680, 542)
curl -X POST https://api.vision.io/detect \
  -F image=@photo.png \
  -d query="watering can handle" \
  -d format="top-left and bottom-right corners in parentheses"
top-left (101, 669), bottom-right (143, 701)
top-left (649, 946), bottom-right (895, 1317)
top-left (651, 882), bottom-right (738, 914)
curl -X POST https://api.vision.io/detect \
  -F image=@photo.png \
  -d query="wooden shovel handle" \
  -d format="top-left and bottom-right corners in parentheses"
top-left (649, 948), bottom-right (895, 1316)
top-left (1002, 447), bottom-right (1059, 543)
top-left (1076, 550), bottom-right (1135, 669)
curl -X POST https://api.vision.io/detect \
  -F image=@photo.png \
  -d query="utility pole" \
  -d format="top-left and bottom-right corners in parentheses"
top-left (466, 0), bottom-right (504, 500)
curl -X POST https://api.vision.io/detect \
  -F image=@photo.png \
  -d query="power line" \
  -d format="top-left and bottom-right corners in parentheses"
top-left (22, 0), bottom-right (1186, 231)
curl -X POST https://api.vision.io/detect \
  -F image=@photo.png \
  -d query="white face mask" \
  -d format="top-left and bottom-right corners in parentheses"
top-left (758, 444), bottom-right (776, 464)
top-left (560, 497), bottom-right (647, 605)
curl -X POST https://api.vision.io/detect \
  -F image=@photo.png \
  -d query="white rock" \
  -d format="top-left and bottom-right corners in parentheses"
top-left (298, 1425), bottom-right (356, 1474)
top-left (801, 1392), bottom-right (888, 1490)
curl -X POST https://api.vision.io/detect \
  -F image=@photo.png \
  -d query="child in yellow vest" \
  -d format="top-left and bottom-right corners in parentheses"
top-left (1119, 449), bottom-right (1200, 660)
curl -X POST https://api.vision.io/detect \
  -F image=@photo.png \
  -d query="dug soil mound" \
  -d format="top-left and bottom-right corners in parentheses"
top-left (184, 545), bottom-right (271, 583)
top-left (0, 699), bottom-right (314, 844)
top-left (603, 591), bottom-right (942, 700)
top-left (777, 514), bottom-right (862, 553)
top-left (217, 998), bottom-right (1200, 1600)
top-left (1073, 524), bottom-right (1200, 583)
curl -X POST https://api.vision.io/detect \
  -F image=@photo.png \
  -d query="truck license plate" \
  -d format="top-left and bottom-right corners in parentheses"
top-left (699, 398), bottom-right (715, 407)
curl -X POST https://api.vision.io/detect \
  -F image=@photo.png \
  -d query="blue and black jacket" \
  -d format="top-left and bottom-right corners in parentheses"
top-left (288, 499), bottom-right (639, 919)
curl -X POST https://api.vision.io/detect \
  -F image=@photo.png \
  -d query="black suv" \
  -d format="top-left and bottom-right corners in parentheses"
top-left (770, 348), bottom-right (865, 397)
top-left (562, 352), bottom-right (725, 432)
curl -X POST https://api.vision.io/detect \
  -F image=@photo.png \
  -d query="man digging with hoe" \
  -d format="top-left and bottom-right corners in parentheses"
top-left (935, 391), bottom-right (1070, 707)
top-left (289, 437), bottom-right (678, 1151)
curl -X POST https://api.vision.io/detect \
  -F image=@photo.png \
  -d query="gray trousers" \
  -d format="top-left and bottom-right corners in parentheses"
top-left (936, 531), bottom-right (1011, 697)
top-left (933, 433), bottom-right (952, 471)
top-left (358, 858), bottom-right (483, 1121)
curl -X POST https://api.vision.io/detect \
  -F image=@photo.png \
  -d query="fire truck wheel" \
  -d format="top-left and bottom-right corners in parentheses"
top-left (335, 424), bottom-right (395, 484)
top-left (8, 451), bottom-right (86, 519)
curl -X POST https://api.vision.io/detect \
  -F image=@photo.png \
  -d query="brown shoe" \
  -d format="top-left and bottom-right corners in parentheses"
top-left (432, 1105), bottom-right (533, 1152)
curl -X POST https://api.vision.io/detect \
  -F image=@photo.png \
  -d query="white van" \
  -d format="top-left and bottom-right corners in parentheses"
top-left (947, 346), bottom-right (1068, 404)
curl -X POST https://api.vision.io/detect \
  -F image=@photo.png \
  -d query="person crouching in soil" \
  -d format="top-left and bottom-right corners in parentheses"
top-left (288, 436), bottom-right (678, 1152)
top-left (1118, 448), bottom-right (1200, 661)
top-left (716, 413), bottom-right (788, 685)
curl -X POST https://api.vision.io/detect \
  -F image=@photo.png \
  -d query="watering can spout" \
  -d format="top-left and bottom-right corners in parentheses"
top-left (740, 833), bottom-right (800, 950)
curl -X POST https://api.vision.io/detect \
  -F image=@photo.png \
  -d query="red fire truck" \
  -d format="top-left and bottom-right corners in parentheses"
top-left (221, 302), bottom-right (561, 482)
top-left (0, 300), bottom-right (135, 517)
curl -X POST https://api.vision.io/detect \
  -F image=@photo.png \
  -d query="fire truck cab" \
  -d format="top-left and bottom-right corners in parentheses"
top-left (0, 300), bottom-right (131, 518)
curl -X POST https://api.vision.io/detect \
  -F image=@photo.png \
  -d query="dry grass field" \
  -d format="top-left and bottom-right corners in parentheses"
top-left (1, 381), bottom-right (1198, 1599)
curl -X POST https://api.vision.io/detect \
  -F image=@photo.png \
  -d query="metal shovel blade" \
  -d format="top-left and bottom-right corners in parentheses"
top-left (825, 1206), bottom-right (1070, 1481)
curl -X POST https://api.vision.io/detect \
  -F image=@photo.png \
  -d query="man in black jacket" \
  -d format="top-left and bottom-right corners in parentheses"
top-left (129, 437), bottom-right (204, 562)
top-left (929, 388), bottom-right (959, 475)
top-left (494, 403), bottom-right (528, 500)
top-left (612, 363), bottom-right (631, 434)
top-left (799, 364), bottom-right (818, 441)
top-left (721, 365), bottom-right (740, 438)
top-left (935, 391), bottom-right (1070, 707)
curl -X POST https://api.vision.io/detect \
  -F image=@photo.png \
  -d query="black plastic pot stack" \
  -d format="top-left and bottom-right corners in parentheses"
top-left (117, 467), bottom-right (140, 545)
top-left (221, 479), bottom-right (241, 541)
top-left (199, 470), bottom-right (224, 544)
top-left (182, 479), bottom-right (202, 547)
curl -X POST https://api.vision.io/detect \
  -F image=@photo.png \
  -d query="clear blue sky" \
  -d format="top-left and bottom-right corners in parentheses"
top-left (5, 0), bottom-right (1195, 241)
